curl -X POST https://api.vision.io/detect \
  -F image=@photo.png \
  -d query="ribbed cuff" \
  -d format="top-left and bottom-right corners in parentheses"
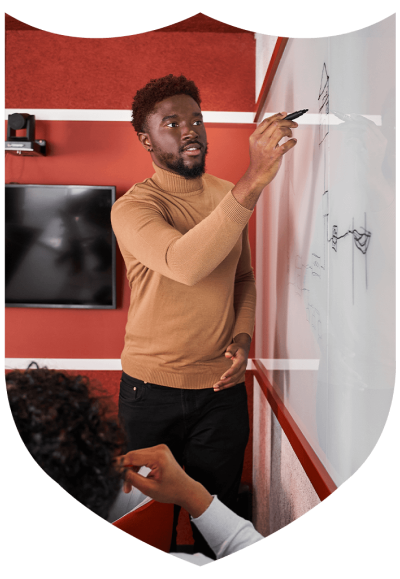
top-left (219, 191), bottom-right (253, 226)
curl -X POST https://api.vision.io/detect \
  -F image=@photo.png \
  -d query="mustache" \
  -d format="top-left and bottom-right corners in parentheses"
top-left (181, 141), bottom-right (208, 153)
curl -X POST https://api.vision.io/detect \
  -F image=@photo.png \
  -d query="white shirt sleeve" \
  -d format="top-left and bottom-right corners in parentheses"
top-left (108, 487), bottom-right (263, 566)
top-left (171, 496), bottom-right (264, 565)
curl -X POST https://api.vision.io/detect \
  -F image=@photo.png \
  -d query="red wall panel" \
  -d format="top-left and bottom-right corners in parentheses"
top-left (6, 30), bottom-right (255, 111)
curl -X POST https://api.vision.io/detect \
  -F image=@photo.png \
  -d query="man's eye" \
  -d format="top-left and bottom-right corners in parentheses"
top-left (194, 120), bottom-right (203, 125)
top-left (167, 122), bottom-right (178, 127)
top-left (167, 121), bottom-right (203, 127)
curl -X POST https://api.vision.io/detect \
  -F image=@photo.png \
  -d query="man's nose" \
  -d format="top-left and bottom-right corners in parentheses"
top-left (181, 125), bottom-right (198, 139)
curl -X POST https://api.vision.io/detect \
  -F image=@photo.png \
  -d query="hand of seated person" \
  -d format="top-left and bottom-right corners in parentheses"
top-left (115, 444), bottom-right (213, 518)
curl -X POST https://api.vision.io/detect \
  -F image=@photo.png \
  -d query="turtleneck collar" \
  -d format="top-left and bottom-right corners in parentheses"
top-left (151, 162), bottom-right (204, 196)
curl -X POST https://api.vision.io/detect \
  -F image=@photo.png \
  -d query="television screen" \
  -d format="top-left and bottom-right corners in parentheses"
top-left (5, 184), bottom-right (116, 309)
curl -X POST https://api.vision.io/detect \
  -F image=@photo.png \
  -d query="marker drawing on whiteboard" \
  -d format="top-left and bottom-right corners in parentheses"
top-left (330, 225), bottom-right (371, 255)
top-left (288, 60), bottom-right (373, 345)
top-left (318, 63), bottom-right (329, 146)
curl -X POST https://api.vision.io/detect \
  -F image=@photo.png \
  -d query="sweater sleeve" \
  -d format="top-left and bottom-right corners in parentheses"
top-left (233, 224), bottom-right (256, 339)
top-left (111, 190), bottom-right (253, 286)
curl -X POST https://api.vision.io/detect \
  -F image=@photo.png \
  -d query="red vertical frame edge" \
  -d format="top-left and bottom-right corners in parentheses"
top-left (254, 37), bottom-right (289, 123)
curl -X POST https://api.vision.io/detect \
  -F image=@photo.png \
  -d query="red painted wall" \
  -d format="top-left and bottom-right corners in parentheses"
top-left (5, 14), bottom-right (257, 360)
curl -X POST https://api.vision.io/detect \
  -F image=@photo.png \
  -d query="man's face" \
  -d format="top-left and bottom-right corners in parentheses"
top-left (140, 94), bottom-right (208, 179)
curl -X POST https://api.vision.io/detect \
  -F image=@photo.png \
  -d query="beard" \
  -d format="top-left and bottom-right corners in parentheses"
top-left (156, 143), bottom-right (208, 179)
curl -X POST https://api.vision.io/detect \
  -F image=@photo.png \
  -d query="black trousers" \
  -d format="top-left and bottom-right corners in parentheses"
top-left (118, 372), bottom-right (249, 558)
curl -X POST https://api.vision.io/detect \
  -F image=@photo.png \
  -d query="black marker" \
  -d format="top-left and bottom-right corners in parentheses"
top-left (284, 109), bottom-right (308, 121)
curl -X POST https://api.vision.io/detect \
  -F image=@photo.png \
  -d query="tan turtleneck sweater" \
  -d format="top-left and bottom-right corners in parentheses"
top-left (111, 163), bottom-right (256, 389)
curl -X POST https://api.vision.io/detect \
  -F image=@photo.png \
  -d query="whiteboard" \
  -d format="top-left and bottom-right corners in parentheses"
top-left (255, 15), bottom-right (396, 486)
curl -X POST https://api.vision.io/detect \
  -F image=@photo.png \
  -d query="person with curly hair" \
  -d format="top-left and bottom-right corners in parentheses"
top-left (6, 365), bottom-right (126, 519)
top-left (111, 73), bottom-right (298, 556)
top-left (6, 366), bottom-right (263, 566)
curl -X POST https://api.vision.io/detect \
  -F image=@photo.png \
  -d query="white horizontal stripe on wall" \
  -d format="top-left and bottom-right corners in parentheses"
top-left (260, 112), bottom-right (382, 126)
top-left (5, 359), bottom-right (123, 371)
top-left (258, 359), bottom-right (320, 370)
top-left (4, 358), bottom-right (317, 371)
top-left (5, 110), bottom-right (382, 126)
top-left (4, 109), bottom-right (256, 124)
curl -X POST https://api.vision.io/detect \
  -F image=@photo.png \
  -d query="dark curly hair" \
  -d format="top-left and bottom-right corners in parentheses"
top-left (131, 74), bottom-right (201, 134)
top-left (6, 366), bottom-right (126, 519)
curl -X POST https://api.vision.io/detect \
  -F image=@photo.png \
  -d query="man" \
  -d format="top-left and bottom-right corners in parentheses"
top-left (111, 74), bottom-right (297, 555)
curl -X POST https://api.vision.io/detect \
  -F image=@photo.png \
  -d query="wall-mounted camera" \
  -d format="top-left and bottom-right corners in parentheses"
top-left (5, 113), bottom-right (46, 156)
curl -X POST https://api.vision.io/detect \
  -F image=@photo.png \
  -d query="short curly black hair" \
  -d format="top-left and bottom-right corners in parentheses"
top-left (6, 367), bottom-right (126, 519)
top-left (131, 74), bottom-right (201, 134)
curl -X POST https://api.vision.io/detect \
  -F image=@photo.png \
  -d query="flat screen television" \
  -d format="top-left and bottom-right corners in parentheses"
top-left (5, 184), bottom-right (116, 309)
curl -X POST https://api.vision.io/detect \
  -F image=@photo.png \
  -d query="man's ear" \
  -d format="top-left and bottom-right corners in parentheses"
top-left (138, 132), bottom-right (152, 152)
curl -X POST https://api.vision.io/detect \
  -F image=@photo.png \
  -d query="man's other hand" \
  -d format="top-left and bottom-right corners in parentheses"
top-left (213, 333), bottom-right (251, 391)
